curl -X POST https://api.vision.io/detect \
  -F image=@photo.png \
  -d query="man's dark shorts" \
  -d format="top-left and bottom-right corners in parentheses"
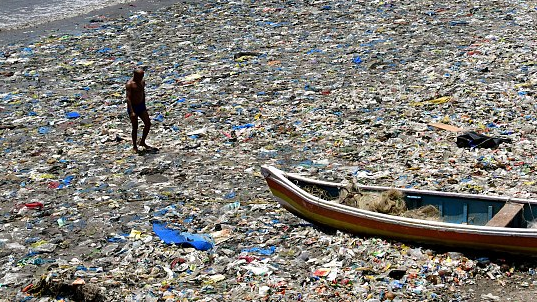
top-left (127, 103), bottom-right (147, 116)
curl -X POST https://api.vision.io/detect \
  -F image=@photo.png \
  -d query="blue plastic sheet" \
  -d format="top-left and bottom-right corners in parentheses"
top-left (232, 123), bottom-right (255, 130)
top-left (38, 127), bottom-right (50, 134)
top-left (353, 56), bottom-right (362, 65)
top-left (153, 114), bottom-right (164, 122)
top-left (153, 222), bottom-right (213, 251)
top-left (241, 246), bottom-right (276, 255)
top-left (66, 112), bottom-right (80, 119)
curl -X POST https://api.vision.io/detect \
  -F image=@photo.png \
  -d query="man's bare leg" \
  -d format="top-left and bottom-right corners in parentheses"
top-left (138, 110), bottom-right (153, 149)
top-left (130, 114), bottom-right (139, 152)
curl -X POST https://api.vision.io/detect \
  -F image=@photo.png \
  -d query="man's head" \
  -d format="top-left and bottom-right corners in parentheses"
top-left (133, 68), bottom-right (144, 82)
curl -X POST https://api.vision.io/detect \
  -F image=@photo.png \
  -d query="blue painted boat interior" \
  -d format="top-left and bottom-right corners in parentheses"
top-left (405, 194), bottom-right (508, 226)
top-left (290, 177), bottom-right (537, 228)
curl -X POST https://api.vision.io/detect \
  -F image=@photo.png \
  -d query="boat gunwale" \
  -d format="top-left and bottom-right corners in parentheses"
top-left (285, 172), bottom-right (537, 204)
top-left (262, 165), bottom-right (537, 236)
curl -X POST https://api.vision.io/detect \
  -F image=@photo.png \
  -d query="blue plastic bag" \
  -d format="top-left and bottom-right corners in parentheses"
top-left (153, 222), bottom-right (213, 251)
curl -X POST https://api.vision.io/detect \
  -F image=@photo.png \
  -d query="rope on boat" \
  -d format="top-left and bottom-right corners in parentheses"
top-left (302, 181), bottom-right (440, 220)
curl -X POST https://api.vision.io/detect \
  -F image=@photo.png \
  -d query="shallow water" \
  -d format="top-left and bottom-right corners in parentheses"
top-left (0, 0), bottom-right (133, 30)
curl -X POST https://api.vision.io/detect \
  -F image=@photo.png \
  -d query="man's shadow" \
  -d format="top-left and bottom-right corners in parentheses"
top-left (137, 147), bottom-right (159, 155)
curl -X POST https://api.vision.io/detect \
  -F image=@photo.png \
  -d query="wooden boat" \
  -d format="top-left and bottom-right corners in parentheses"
top-left (261, 165), bottom-right (537, 254)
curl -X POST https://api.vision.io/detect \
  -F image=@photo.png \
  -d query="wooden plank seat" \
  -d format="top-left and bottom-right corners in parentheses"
top-left (486, 203), bottom-right (524, 227)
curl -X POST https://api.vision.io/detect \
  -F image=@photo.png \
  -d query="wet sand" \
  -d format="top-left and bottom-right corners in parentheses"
top-left (0, 0), bottom-right (180, 45)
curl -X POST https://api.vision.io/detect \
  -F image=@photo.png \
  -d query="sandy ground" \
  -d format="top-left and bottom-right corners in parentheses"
top-left (2, 0), bottom-right (537, 301)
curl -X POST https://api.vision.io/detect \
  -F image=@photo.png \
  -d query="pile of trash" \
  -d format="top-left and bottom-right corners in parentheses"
top-left (2, 0), bottom-right (537, 301)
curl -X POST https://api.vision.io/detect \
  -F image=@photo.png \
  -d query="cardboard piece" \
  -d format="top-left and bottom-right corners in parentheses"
top-left (428, 122), bottom-right (464, 132)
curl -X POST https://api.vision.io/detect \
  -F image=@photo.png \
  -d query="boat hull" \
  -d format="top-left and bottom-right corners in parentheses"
top-left (263, 166), bottom-right (537, 255)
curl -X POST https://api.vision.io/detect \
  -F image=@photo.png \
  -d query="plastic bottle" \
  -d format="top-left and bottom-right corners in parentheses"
top-left (219, 201), bottom-right (240, 214)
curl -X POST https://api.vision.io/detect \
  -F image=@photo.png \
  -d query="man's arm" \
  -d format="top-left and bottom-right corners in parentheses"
top-left (126, 83), bottom-right (136, 117)
top-left (142, 80), bottom-right (146, 103)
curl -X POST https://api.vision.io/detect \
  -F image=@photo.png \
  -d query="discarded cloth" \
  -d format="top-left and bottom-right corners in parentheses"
top-left (456, 131), bottom-right (512, 149)
top-left (152, 222), bottom-right (213, 251)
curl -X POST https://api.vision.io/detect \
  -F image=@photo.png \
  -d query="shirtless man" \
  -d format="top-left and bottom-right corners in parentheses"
top-left (126, 68), bottom-right (152, 152)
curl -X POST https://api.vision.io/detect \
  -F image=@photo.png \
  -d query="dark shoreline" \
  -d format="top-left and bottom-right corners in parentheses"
top-left (0, 0), bottom-right (181, 46)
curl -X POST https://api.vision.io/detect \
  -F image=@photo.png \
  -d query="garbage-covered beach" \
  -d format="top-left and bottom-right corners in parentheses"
top-left (2, 0), bottom-right (537, 300)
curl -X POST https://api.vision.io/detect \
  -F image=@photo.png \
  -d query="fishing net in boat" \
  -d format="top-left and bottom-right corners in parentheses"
top-left (339, 185), bottom-right (406, 215)
top-left (401, 204), bottom-right (440, 221)
top-left (301, 185), bottom-right (339, 201)
top-left (300, 181), bottom-right (440, 220)
top-left (527, 220), bottom-right (537, 229)
top-left (337, 180), bottom-right (440, 220)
